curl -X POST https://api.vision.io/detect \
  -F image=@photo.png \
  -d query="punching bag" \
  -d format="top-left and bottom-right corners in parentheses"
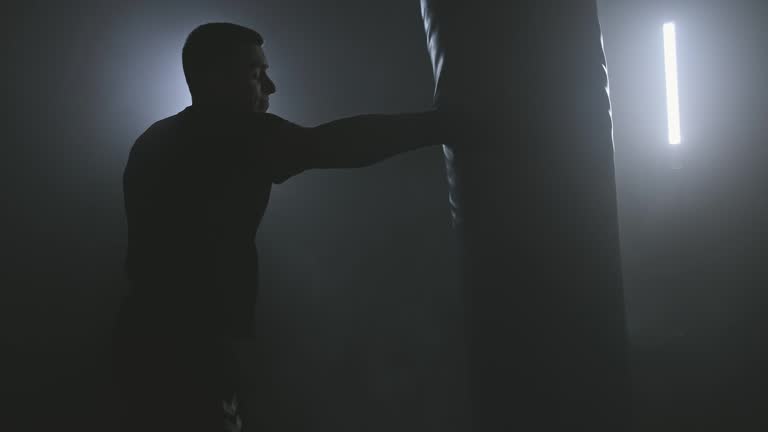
top-left (421, 1), bottom-right (630, 430)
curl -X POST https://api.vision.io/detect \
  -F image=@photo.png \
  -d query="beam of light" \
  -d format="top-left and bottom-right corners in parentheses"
top-left (663, 22), bottom-right (682, 145)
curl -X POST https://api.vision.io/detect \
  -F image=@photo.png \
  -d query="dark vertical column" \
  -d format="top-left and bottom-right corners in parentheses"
top-left (421, 1), bottom-right (630, 430)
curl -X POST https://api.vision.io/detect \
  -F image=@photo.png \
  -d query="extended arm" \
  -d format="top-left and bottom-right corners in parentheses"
top-left (263, 109), bottom-right (456, 183)
top-left (302, 109), bottom-right (449, 169)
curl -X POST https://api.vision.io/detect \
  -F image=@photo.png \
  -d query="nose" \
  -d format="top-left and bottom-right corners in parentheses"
top-left (264, 75), bottom-right (276, 95)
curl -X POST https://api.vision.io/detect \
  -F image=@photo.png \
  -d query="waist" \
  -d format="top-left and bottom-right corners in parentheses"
top-left (116, 289), bottom-right (257, 338)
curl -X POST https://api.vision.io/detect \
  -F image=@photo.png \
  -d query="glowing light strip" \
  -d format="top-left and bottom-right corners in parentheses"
top-left (663, 22), bottom-right (682, 145)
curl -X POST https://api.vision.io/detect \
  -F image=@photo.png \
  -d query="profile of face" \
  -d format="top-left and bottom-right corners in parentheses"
top-left (211, 44), bottom-right (277, 113)
top-left (243, 44), bottom-right (276, 113)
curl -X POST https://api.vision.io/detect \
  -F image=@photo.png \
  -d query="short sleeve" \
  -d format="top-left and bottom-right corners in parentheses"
top-left (257, 113), bottom-right (313, 184)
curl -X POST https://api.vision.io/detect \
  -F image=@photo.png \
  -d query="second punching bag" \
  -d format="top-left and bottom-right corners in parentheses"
top-left (422, 1), bottom-right (630, 430)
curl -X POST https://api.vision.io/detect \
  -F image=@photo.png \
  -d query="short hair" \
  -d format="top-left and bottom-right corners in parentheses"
top-left (182, 23), bottom-right (264, 97)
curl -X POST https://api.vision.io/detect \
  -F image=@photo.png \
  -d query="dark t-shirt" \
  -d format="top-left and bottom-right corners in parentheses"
top-left (122, 105), bottom-right (307, 337)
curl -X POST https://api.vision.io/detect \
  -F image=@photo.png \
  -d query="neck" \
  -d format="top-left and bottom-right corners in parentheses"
top-left (191, 98), bottom-right (249, 114)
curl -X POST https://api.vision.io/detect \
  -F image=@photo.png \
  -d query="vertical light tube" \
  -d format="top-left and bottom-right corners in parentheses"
top-left (664, 22), bottom-right (682, 145)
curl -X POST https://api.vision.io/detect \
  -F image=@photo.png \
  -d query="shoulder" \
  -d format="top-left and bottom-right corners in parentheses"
top-left (130, 111), bottom-right (188, 160)
top-left (139, 112), bottom-right (186, 145)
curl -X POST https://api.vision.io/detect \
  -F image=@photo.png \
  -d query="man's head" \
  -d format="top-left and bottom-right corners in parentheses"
top-left (182, 23), bottom-right (276, 113)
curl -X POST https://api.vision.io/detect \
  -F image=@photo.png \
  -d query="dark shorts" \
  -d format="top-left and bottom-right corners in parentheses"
top-left (111, 301), bottom-right (244, 432)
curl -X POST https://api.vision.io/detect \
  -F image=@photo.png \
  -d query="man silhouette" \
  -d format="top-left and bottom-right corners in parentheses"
top-left (112, 22), bottom-right (450, 432)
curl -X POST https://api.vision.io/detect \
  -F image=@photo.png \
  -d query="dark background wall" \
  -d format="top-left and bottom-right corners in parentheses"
top-left (1, 0), bottom-right (766, 431)
top-left (601, 1), bottom-right (768, 429)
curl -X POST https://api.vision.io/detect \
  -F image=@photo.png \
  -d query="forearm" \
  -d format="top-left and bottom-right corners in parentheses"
top-left (306, 110), bottom-right (448, 169)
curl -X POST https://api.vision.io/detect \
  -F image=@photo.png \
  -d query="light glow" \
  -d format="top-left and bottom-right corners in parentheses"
top-left (663, 22), bottom-right (682, 145)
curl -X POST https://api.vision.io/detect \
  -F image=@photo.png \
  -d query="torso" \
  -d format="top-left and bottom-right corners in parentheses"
top-left (122, 106), bottom-right (279, 336)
